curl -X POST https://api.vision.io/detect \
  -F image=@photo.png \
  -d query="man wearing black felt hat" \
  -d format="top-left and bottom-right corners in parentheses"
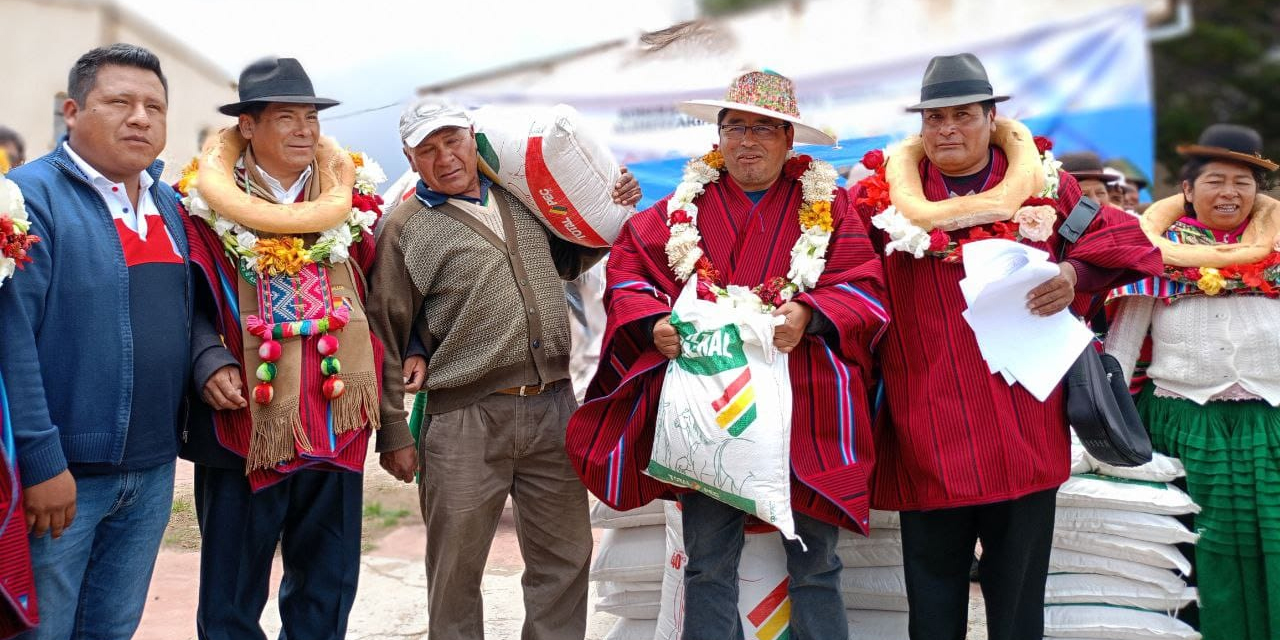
top-left (179, 57), bottom-right (392, 640)
top-left (851, 52), bottom-right (1162, 640)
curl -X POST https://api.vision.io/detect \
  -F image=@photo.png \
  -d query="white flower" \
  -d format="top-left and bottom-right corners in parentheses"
top-left (872, 207), bottom-right (930, 258)
top-left (1039, 151), bottom-right (1062, 199)
top-left (1, 177), bottom-right (26, 221)
top-left (799, 159), bottom-right (839, 202)
top-left (184, 187), bottom-right (212, 220)
top-left (354, 156), bottom-right (387, 191)
top-left (800, 225), bottom-right (831, 254)
top-left (687, 159), bottom-right (720, 184)
top-left (321, 224), bottom-right (355, 247)
top-left (212, 215), bottom-right (237, 236)
top-left (236, 230), bottom-right (260, 250)
top-left (715, 285), bottom-right (766, 313)
top-left (672, 181), bottom-right (704, 208)
top-left (348, 208), bottom-right (377, 233)
top-left (787, 250), bottom-right (827, 290)
top-left (243, 254), bottom-right (260, 273)
top-left (327, 240), bottom-right (350, 263)
top-left (0, 257), bottom-right (15, 286)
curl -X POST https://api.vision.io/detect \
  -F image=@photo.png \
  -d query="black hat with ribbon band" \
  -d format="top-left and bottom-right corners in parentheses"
top-left (1177, 124), bottom-right (1277, 172)
top-left (906, 53), bottom-right (1010, 111)
top-left (219, 57), bottom-right (339, 117)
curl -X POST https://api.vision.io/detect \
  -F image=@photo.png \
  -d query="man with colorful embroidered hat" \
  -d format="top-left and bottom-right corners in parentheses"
top-left (366, 97), bottom-right (639, 640)
top-left (564, 70), bottom-right (888, 639)
top-left (1106, 124), bottom-right (1279, 640)
top-left (178, 56), bottom-right (388, 640)
top-left (0, 44), bottom-right (191, 640)
top-left (849, 52), bottom-right (1162, 640)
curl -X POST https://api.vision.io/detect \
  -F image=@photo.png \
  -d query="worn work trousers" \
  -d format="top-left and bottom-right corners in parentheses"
top-left (899, 487), bottom-right (1057, 640)
top-left (418, 384), bottom-right (592, 640)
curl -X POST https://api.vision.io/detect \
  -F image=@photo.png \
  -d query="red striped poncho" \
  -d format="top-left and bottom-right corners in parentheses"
top-left (565, 174), bottom-right (888, 533)
top-left (182, 207), bottom-right (383, 492)
top-left (854, 148), bottom-right (1162, 511)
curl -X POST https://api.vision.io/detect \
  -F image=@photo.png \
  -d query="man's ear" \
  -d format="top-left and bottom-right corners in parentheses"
top-left (403, 147), bottom-right (417, 176)
top-left (237, 113), bottom-right (255, 140)
top-left (61, 98), bottom-right (79, 132)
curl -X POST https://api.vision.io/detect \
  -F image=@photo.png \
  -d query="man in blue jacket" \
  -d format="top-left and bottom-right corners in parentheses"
top-left (0, 43), bottom-right (191, 640)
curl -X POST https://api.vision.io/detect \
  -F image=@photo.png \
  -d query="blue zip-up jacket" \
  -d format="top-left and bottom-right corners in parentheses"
top-left (0, 143), bottom-right (192, 486)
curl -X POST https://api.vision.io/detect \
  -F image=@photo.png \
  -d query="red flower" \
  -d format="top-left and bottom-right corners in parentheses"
top-left (352, 193), bottom-right (381, 213)
top-left (1180, 268), bottom-right (1202, 281)
top-left (927, 229), bottom-right (950, 252)
top-left (670, 210), bottom-right (692, 225)
top-left (861, 149), bottom-right (885, 171)
top-left (855, 174), bottom-right (892, 212)
top-left (1034, 136), bottom-right (1054, 154)
top-left (0, 216), bottom-right (13, 236)
top-left (991, 221), bottom-right (1019, 240)
top-left (966, 226), bottom-right (994, 241)
top-left (694, 255), bottom-right (721, 286)
top-left (783, 155), bottom-right (812, 180)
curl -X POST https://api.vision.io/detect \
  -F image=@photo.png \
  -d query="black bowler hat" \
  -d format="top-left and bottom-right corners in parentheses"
top-left (906, 53), bottom-right (1010, 112)
top-left (1059, 152), bottom-right (1119, 183)
top-left (1177, 124), bottom-right (1277, 172)
top-left (218, 57), bottom-right (339, 117)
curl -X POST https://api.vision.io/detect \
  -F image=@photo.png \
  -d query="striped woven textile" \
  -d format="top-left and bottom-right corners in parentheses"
top-left (565, 176), bottom-right (888, 534)
top-left (0, 373), bottom-right (38, 637)
top-left (181, 194), bottom-right (383, 492)
top-left (859, 149), bottom-right (1163, 512)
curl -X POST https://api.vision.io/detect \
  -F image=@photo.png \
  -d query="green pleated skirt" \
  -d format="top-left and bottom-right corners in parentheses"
top-left (1138, 384), bottom-right (1280, 639)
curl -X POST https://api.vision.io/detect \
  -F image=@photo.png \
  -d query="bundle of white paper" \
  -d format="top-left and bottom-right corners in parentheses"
top-left (959, 239), bottom-right (1094, 401)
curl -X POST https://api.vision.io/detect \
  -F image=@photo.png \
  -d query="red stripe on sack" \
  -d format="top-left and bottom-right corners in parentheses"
top-left (747, 578), bottom-right (790, 627)
top-left (523, 136), bottom-right (609, 247)
top-left (712, 368), bottom-right (752, 412)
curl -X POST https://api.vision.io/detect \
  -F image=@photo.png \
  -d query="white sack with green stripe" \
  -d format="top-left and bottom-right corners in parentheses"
top-left (646, 278), bottom-right (796, 539)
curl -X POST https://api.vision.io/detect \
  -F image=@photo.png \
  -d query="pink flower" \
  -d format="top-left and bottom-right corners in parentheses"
top-left (1013, 205), bottom-right (1057, 242)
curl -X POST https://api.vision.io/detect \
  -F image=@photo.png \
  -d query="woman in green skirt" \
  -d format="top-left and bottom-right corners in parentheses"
top-left (1106, 123), bottom-right (1279, 638)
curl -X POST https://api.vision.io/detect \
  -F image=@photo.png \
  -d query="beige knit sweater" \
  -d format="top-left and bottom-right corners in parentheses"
top-left (367, 186), bottom-right (605, 450)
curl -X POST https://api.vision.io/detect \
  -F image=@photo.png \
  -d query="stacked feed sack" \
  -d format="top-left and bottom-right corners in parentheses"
top-left (590, 500), bottom-right (665, 640)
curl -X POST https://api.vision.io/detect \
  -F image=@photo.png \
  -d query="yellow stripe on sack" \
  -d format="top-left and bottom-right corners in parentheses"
top-left (715, 386), bottom-right (756, 429)
top-left (755, 599), bottom-right (790, 640)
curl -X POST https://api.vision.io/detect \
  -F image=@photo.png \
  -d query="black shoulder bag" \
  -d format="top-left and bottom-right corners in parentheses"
top-left (1058, 197), bottom-right (1153, 467)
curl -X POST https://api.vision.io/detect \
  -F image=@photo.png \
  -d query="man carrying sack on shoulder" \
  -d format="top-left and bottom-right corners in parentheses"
top-left (565, 70), bottom-right (889, 639)
top-left (849, 53), bottom-right (1163, 640)
top-left (367, 97), bottom-right (640, 640)
top-left (178, 57), bottom-right (388, 640)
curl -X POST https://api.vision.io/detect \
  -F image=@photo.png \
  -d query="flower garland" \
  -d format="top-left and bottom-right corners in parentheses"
top-left (860, 136), bottom-right (1064, 263)
top-left (0, 172), bottom-right (39, 289)
top-left (1157, 223), bottom-right (1280, 297)
top-left (178, 150), bottom-right (386, 279)
top-left (665, 148), bottom-right (838, 310)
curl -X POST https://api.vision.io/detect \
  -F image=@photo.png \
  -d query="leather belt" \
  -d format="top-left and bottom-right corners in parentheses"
top-left (494, 380), bottom-right (565, 397)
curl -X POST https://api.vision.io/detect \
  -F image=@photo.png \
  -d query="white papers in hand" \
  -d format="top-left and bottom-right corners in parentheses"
top-left (959, 239), bottom-right (1094, 401)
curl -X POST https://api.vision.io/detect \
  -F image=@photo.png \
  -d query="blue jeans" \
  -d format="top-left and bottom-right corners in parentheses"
top-left (18, 461), bottom-right (175, 640)
top-left (679, 492), bottom-right (847, 640)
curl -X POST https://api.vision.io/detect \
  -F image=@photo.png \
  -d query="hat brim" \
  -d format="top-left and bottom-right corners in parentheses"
top-left (402, 116), bottom-right (473, 148)
top-left (218, 96), bottom-right (341, 117)
top-left (1069, 170), bottom-right (1119, 184)
top-left (677, 99), bottom-right (836, 146)
top-left (1176, 144), bottom-right (1278, 172)
top-left (905, 94), bottom-right (1009, 112)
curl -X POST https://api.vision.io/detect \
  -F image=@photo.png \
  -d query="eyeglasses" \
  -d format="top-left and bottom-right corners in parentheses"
top-left (719, 123), bottom-right (790, 141)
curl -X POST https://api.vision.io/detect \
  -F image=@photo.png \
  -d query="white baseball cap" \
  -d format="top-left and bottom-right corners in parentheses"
top-left (399, 97), bottom-right (472, 148)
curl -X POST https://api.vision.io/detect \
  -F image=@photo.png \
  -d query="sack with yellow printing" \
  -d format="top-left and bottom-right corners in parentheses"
top-left (645, 277), bottom-right (796, 539)
top-left (472, 104), bottom-right (633, 247)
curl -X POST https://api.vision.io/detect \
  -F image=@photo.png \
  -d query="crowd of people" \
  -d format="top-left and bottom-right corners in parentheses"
top-left (0, 40), bottom-right (1274, 640)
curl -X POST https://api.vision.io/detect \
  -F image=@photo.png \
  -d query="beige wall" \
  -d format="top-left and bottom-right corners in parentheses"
top-left (0, 0), bottom-right (236, 179)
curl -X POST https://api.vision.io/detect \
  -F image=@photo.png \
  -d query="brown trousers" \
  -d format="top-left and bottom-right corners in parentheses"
top-left (418, 384), bottom-right (592, 640)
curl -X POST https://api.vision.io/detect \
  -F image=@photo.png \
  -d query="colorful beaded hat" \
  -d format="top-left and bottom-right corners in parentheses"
top-left (677, 70), bottom-right (836, 146)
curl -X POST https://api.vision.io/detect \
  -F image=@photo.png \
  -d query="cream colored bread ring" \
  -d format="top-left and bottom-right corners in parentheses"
top-left (1141, 193), bottom-right (1280, 268)
top-left (886, 118), bottom-right (1045, 232)
top-left (196, 127), bottom-right (355, 235)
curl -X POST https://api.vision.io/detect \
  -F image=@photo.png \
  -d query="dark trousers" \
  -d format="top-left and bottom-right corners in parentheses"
top-left (193, 465), bottom-right (363, 640)
top-left (899, 488), bottom-right (1057, 640)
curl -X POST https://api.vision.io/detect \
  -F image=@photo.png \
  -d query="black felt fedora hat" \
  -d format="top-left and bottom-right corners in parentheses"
top-left (1059, 152), bottom-right (1119, 183)
top-left (1176, 124), bottom-right (1277, 172)
top-left (219, 57), bottom-right (339, 117)
top-left (906, 53), bottom-right (1010, 111)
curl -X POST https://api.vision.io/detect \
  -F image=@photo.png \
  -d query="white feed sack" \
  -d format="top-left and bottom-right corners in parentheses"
top-left (1052, 530), bottom-right (1192, 576)
top-left (590, 525), bottom-right (667, 583)
top-left (604, 618), bottom-right (658, 640)
top-left (1044, 574), bottom-right (1197, 611)
top-left (473, 104), bottom-right (634, 247)
top-left (837, 528), bottom-right (904, 568)
top-left (1054, 507), bottom-right (1198, 545)
top-left (1048, 548), bottom-right (1189, 594)
top-left (1056, 474), bottom-right (1199, 516)
top-left (646, 279), bottom-right (796, 539)
top-left (591, 499), bottom-right (667, 529)
top-left (1043, 605), bottom-right (1202, 640)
